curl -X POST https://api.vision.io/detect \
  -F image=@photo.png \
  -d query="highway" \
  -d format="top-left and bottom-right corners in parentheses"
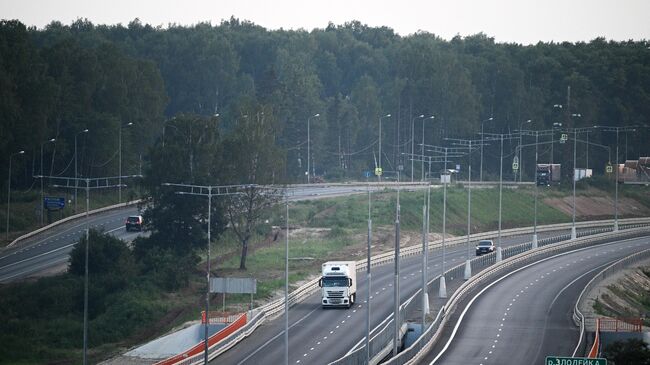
top-left (0, 185), bottom-right (386, 283)
top-left (424, 235), bottom-right (649, 365)
top-left (0, 206), bottom-right (143, 283)
top-left (213, 229), bottom-right (590, 365)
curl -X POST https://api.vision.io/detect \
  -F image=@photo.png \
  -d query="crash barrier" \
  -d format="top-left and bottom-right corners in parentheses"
top-left (329, 222), bottom-right (650, 365)
top-left (201, 311), bottom-right (242, 324)
top-left (573, 248), bottom-right (650, 357)
top-left (398, 226), bottom-right (650, 365)
top-left (208, 218), bottom-right (650, 364)
top-left (588, 319), bottom-right (601, 358)
top-left (154, 313), bottom-right (247, 365)
top-left (7, 199), bottom-right (142, 248)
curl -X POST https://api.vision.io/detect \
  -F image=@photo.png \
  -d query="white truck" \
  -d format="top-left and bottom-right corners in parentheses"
top-left (319, 261), bottom-right (357, 308)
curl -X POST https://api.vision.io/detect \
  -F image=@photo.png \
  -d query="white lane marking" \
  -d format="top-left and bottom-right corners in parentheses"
top-left (0, 242), bottom-right (76, 271)
top-left (428, 238), bottom-right (643, 364)
top-left (236, 307), bottom-right (319, 365)
top-left (0, 255), bottom-right (70, 282)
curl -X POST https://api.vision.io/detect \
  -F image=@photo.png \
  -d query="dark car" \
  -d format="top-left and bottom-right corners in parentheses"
top-left (475, 240), bottom-right (495, 256)
top-left (125, 215), bottom-right (143, 232)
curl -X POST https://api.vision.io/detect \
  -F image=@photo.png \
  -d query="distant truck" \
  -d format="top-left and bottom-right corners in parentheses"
top-left (536, 164), bottom-right (561, 186)
top-left (319, 261), bottom-right (357, 308)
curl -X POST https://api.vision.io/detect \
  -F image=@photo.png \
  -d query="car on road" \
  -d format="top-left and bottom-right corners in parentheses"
top-left (125, 215), bottom-right (144, 232)
top-left (475, 239), bottom-right (495, 256)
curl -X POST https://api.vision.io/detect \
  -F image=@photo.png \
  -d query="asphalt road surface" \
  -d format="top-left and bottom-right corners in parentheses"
top-left (0, 206), bottom-right (143, 283)
top-left (212, 228), bottom-right (592, 365)
top-left (424, 235), bottom-right (649, 365)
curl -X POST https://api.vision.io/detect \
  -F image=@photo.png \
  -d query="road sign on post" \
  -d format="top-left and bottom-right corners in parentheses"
top-left (43, 197), bottom-right (65, 210)
top-left (374, 167), bottom-right (383, 176)
top-left (560, 133), bottom-right (568, 144)
top-left (545, 356), bottom-right (606, 365)
top-left (512, 156), bottom-right (519, 171)
top-left (606, 164), bottom-right (613, 173)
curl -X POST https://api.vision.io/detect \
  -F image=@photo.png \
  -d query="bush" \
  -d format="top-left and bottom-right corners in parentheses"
top-left (137, 247), bottom-right (198, 291)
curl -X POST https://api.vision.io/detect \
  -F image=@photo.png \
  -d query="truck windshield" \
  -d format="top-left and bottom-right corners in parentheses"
top-left (322, 277), bottom-right (349, 287)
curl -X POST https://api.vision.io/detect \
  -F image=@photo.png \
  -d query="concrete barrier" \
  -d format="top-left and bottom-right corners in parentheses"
top-left (7, 199), bottom-right (142, 248)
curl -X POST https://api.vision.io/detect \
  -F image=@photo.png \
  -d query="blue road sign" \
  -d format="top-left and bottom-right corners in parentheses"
top-left (44, 197), bottom-right (65, 210)
top-left (364, 170), bottom-right (372, 178)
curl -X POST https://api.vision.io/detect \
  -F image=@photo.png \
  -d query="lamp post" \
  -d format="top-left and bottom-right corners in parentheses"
top-left (307, 113), bottom-right (320, 183)
top-left (6, 150), bottom-right (25, 240)
top-left (439, 147), bottom-right (448, 298)
top-left (411, 115), bottom-right (424, 182)
top-left (517, 119), bottom-right (532, 182)
top-left (44, 175), bottom-right (132, 365)
top-left (420, 116), bottom-right (435, 181)
top-left (446, 137), bottom-right (483, 279)
top-left (40, 138), bottom-right (56, 225)
top-left (482, 133), bottom-right (518, 261)
top-left (596, 126), bottom-right (638, 231)
top-left (119, 122), bottom-right (133, 203)
top-left (378, 114), bottom-right (391, 182)
top-left (161, 183), bottom-right (249, 365)
top-left (74, 129), bottom-right (89, 212)
top-left (365, 183), bottom-right (372, 362)
top-left (479, 117), bottom-right (493, 182)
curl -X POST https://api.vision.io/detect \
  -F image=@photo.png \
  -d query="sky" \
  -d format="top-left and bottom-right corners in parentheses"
top-left (2, 0), bottom-right (650, 45)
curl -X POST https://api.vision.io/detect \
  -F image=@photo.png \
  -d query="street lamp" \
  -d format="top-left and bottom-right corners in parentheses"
top-left (479, 117), bottom-right (493, 182)
top-left (6, 150), bottom-right (25, 240)
top-left (421, 116), bottom-right (435, 181)
top-left (74, 129), bottom-right (89, 212)
top-left (378, 114), bottom-right (391, 182)
top-left (483, 133), bottom-right (518, 261)
top-left (162, 183), bottom-right (249, 365)
top-left (411, 115), bottom-right (424, 182)
top-left (307, 113), bottom-right (320, 184)
top-left (119, 122), bottom-right (133, 203)
top-left (40, 138), bottom-right (56, 225)
top-left (595, 125), bottom-right (638, 231)
top-left (517, 119), bottom-right (532, 182)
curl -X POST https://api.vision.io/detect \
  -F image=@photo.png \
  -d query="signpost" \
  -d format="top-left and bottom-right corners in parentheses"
top-left (546, 356), bottom-right (606, 365)
top-left (374, 167), bottom-right (383, 176)
top-left (512, 156), bottom-right (519, 171)
top-left (43, 196), bottom-right (65, 210)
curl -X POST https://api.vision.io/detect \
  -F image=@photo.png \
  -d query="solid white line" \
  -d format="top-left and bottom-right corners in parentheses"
top-left (428, 237), bottom-right (645, 364)
top-left (0, 255), bottom-right (70, 282)
top-left (236, 307), bottom-right (319, 365)
top-left (0, 242), bottom-right (76, 271)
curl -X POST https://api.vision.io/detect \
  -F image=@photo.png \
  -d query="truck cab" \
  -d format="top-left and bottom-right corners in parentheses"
top-left (319, 261), bottom-right (356, 308)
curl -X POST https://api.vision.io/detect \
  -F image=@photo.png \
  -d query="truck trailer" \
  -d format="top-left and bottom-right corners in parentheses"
top-left (319, 261), bottom-right (357, 308)
top-left (536, 164), bottom-right (561, 186)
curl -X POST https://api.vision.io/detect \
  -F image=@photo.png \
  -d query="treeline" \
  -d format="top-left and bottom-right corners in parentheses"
top-left (2, 17), bottom-right (649, 189)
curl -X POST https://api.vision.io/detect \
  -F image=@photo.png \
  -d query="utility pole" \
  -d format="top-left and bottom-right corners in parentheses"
top-left (161, 183), bottom-right (253, 365)
top-left (40, 175), bottom-right (137, 365)
top-left (482, 133), bottom-right (519, 261)
top-left (446, 137), bottom-right (484, 279)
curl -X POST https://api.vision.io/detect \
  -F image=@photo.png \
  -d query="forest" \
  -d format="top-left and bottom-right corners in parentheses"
top-left (1, 17), bottom-right (649, 190)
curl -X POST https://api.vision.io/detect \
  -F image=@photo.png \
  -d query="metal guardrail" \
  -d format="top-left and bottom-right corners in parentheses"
top-left (6, 199), bottom-right (142, 248)
top-left (329, 221), bottom-right (650, 365)
top-left (572, 247), bottom-right (650, 357)
top-left (204, 218), bottom-right (650, 364)
top-left (400, 226), bottom-right (650, 365)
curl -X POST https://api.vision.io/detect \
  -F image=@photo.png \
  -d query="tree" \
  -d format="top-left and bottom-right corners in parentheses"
top-left (137, 114), bottom-right (225, 257)
top-left (222, 103), bottom-right (285, 269)
top-left (603, 338), bottom-right (650, 365)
